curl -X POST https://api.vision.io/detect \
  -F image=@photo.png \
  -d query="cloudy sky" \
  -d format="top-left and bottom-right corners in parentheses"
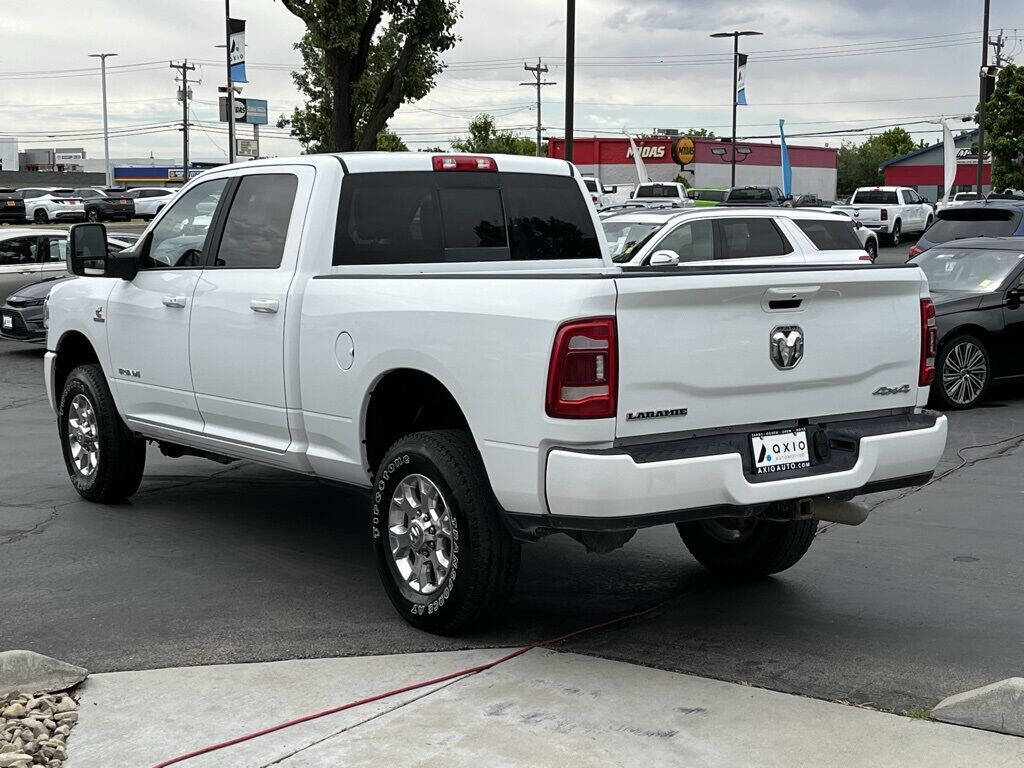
top-left (0, 0), bottom-right (1018, 163)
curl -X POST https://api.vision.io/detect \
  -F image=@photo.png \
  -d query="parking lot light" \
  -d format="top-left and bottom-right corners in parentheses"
top-left (88, 53), bottom-right (117, 187)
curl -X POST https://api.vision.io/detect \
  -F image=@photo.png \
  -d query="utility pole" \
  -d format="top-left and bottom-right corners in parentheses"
top-left (564, 0), bottom-right (575, 163)
top-left (991, 28), bottom-right (1006, 67)
top-left (225, 0), bottom-right (236, 163)
top-left (976, 0), bottom-right (991, 193)
top-left (520, 59), bottom-right (556, 156)
top-left (88, 52), bottom-right (117, 186)
top-left (169, 59), bottom-right (198, 181)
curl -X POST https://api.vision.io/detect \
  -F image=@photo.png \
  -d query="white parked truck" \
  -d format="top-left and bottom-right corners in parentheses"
top-left (630, 181), bottom-right (693, 207)
top-left (834, 186), bottom-right (934, 247)
top-left (46, 152), bottom-right (947, 633)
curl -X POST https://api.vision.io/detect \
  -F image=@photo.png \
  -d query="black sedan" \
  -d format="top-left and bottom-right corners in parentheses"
top-left (0, 273), bottom-right (72, 342)
top-left (911, 237), bottom-right (1024, 409)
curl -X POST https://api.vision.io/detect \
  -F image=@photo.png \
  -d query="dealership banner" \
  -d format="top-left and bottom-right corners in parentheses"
top-left (229, 18), bottom-right (247, 83)
top-left (779, 119), bottom-right (792, 197)
top-left (736, 54), bottom-right (748, 105)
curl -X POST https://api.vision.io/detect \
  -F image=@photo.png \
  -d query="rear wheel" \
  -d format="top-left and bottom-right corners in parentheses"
top-left (371, 430), bottom-right (521, 634)
top-left (86, 208), bottom-right (102, 222)
top-left (33, 209), bottom-right (49, 224)
top-left (677, 516), bottom-right (817, 579)
top-left (58, 364), bottom-right (146, 502)
top-left (888, 220), bottom-right (902, 247)
top-left (934, 334), bottom-right (991, 410)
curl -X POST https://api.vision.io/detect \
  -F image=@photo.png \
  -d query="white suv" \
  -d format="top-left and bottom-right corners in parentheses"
top-left (603, 207), bottom-right (872, 266)
top-left (17, 188), bottom-right (86, 224)
top-left (123, 188), bottom-right (176, 220)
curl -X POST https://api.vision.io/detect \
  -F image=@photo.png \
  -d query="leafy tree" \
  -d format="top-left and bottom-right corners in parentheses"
top-left (685, 128), bottom-right (717, 139)
top-left (981, 64), bottom-right (1024, 191)
top-left (449, 114), bottom-right (542, 155)
top-left (376, 128), bottom-right (409, 151)
top-left (277, 0), bottom-right (459, 152)
top-left (837, 127), bottom-right (916, 195)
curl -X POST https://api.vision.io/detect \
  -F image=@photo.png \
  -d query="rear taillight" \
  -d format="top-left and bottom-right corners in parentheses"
top-left (908, 245), bottom-right (923, 260)
top-left (881, 208), bottom-right (889, 221)
top-left (432, 154), bottom-right (497, 172)
top-left (920, 298), bottom-right (937, 386)
top-left (546, 317), bottom-right (617, 419)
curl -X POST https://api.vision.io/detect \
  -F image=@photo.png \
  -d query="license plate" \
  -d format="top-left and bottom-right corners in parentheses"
top-left (2, 315), bottom-right (12, 330)
top-left (750, 428), bottom-right (810, 475)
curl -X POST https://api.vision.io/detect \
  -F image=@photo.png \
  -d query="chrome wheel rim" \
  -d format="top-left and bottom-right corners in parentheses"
top-left (67, 394), bottom-right (100, 477)
top-left (943, 341), bottom-right (988, 405)
top-left (387, 474), bottom-right (454, 595)
top-left (701, 517), bottom-right (757, 544)
top-left (891, 224), bottom-right (900, 246)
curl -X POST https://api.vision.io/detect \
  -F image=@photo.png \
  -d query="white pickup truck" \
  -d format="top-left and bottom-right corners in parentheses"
top-left (834, 186), bottom-right (934, 247)
top-left (46, 153), bottom-right (947, 634)
top-left (630, 181), bottom-right (693, 207)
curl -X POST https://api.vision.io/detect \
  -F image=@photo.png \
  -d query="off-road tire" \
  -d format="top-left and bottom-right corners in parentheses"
top-left (58, 363), bottom-right (146, 503)
top-left (371, 430), bottom-right (521, 634)
top-left (677, 517), bottom-right (817, 579)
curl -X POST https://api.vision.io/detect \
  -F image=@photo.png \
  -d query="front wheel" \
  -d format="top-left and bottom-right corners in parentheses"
top-left (33, 209), bottom-right (49, 224)
top-left (86, 208), bottom-right (102, 222)
top-left (677, 516), bottom-right (817, 579)
top-left (888, 220), bottom-right (902, 247)
top-left (58, 364), bottom-right (146, 502)
top-left (864, 237), bottom-right (878, 262)
top-left (371, 430), bottom-right (520, 634)
top-left (934, 334), bottom-right (991, 410)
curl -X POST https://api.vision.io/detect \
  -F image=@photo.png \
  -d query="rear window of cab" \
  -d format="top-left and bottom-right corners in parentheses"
top-left (333, 171), bottom-right (601, 265)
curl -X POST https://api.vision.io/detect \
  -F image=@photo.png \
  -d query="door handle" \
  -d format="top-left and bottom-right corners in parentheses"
top-left (162, 296), bottom-right (187, 308)
top-left (250, 298), bottom-right (279, 314)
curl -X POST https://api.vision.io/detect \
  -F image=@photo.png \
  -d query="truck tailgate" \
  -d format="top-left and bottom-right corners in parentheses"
top-left (613, 267), bottom-right (924, 438)
top-left (834, 205), bottom-right (883, 224)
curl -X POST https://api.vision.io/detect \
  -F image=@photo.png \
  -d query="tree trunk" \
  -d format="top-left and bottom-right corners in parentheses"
top-left (328, 52), bottom-right (355, 152)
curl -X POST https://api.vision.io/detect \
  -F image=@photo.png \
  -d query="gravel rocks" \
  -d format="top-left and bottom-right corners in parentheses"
top-left (0, 692), bottom-right (78, 768)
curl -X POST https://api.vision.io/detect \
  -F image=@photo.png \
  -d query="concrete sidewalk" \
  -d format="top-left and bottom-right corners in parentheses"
top-left (65, 649), bottom-right (1022, 768)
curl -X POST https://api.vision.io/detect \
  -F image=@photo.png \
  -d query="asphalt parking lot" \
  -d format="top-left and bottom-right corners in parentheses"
top-left (2, 308), bottom-right (1022, 715)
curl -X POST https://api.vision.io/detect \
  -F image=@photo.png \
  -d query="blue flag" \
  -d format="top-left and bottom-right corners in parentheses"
top-left (779, 119), bottom-right (792, 197)
top-left (736, 53), bottom-right (748, 106)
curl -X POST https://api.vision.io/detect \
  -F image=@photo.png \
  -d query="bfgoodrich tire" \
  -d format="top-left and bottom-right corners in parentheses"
top-left (371, 430), bottom-right (521, 634)
top-left (677, 517), bottom-right (817, 579)
top-left (58, 364), bottom-right (146, 503)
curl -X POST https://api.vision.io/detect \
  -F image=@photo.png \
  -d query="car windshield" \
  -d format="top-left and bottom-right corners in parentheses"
top-left (728, 188), bottom-right (771, 201)
top-left (954, 193), bottom-right (981, 201)
top-left (851, 190), bottom-right (898, 204)
top-left (913, 247), bottom-right (1024, 293)
top-left (602, 220), bottom-right (663, 262)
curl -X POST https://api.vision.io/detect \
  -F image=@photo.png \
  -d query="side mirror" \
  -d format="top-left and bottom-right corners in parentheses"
top-left (68, 223), bottom-right (139, 280)
top-left (1007, 284), bottom-right (1024, 308)
top-left (649, 250), bottom-right (680, 266)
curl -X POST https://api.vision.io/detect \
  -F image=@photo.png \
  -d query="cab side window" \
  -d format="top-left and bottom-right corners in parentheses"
top-left (139, 178), bottom-right (229, 270)
top-left (212, 174), bottom-right (298, 268)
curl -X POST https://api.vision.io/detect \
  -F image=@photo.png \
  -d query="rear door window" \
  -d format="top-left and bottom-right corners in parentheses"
top-left (926, 210), bottom-right (1019, 242)
top-left (716, 218), bottom-right (794, 258)
top-left (794, 219), bottom-right (863, 250)
top-left (212, 174), bottom-right (299, 269)
top-left (851, 190), bottom-right (898, 205)
top-left (333, 172), bottom-right (600, 265)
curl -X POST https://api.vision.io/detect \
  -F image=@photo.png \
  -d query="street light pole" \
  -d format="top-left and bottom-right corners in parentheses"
top-left (88, 52), bottom-right (117, 186)
top-left (225, 0), bottom-right (236, 164)
top-left (710, 30), bottom-right (761, 187)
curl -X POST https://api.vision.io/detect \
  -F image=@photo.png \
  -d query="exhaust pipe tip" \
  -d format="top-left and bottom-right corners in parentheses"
top-left (811, 498), bottom-right (870, 526)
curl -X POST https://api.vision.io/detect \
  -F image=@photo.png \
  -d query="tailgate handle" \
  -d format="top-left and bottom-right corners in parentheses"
top-left (763, 285), bottom-right (820, 312)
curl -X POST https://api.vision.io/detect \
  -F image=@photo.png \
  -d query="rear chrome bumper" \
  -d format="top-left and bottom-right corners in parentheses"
top-left (540, 412), bottom-right (947, 525)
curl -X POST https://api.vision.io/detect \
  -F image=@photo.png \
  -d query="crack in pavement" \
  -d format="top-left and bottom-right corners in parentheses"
top-left (257, 676), bottom-right (471, 767)
top-left (0, 502), bottom-right (64, 546)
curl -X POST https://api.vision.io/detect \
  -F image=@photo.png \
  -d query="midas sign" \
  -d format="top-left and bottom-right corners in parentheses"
top-left (626, 145), bottom-right (666, 159)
